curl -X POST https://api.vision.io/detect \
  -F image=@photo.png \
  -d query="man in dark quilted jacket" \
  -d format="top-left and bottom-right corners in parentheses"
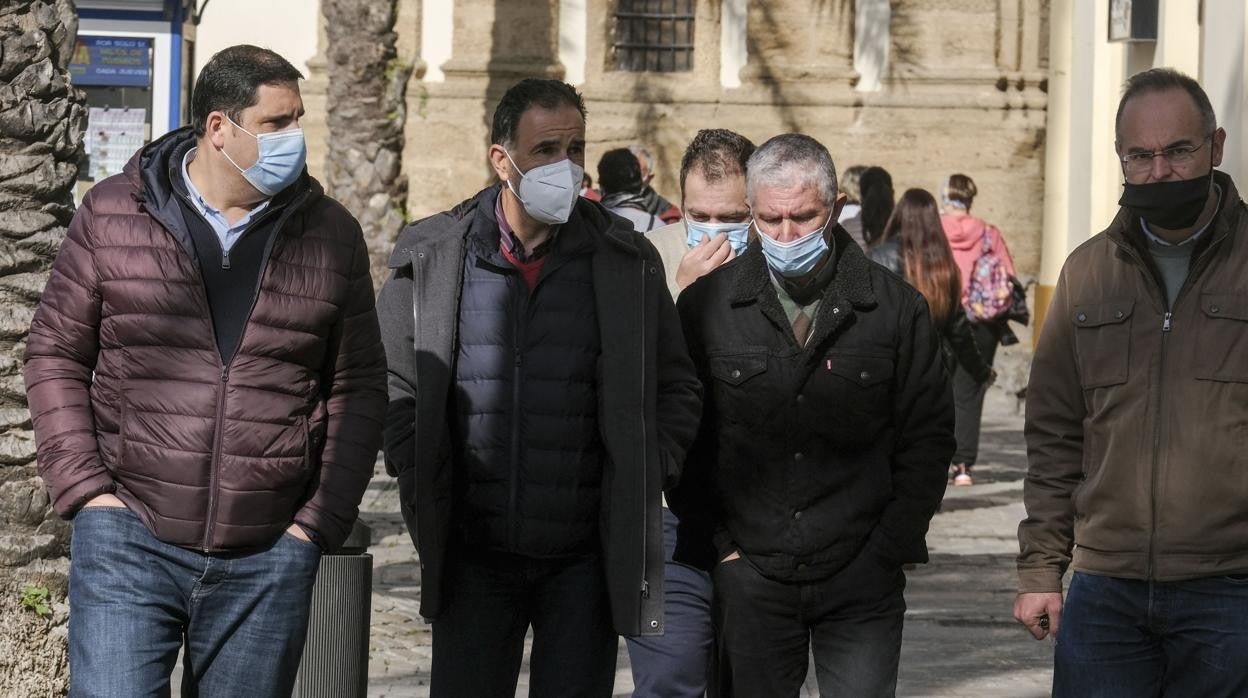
top-left (379, 78), bottom-right (702, 697)
top-left (23, 45), bottom-right (386, 696)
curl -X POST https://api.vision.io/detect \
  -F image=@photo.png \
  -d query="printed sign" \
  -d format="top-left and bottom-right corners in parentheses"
top-left (85, 107), bottom-right (147, 180)
top-left (69, 36), bottom-right (152, 87)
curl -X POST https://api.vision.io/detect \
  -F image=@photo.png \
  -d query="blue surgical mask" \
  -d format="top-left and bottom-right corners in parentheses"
top-left (685, 219), bottom-right (751, 255)
top-left (222, 116), bottom-right (307, 196)
top-left (757, 218), bottom-right (830, 277)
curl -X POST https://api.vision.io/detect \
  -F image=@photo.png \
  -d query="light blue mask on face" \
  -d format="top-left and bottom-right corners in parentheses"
top-left (685, 219), bottom-right (751, 255)
top-left (222, 116), bottom-right (307, 197)
top-left (757, 218), bottom-right (831, 277)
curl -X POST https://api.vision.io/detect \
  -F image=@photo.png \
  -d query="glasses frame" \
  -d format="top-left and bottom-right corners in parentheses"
top-left (1119, 134), bottom-right (1214, 179)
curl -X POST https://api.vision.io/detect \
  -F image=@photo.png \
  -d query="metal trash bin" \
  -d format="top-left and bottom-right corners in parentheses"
top-left (293, 520), bottom-right (372, 698)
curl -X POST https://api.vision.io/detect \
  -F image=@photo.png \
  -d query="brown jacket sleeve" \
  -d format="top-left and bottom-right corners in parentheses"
top-left (23, 195), bottom-right (116, 516)
top-left (1018, 267), bottom-right (1086, 593)
top-left (293, 228), bottom-right (388, 551)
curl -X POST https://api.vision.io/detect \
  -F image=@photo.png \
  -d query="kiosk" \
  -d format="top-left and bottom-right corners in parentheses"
top-left (72, 0), bottom-right (197, 185)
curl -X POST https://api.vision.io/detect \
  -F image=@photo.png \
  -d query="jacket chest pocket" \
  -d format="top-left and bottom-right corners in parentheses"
top-left (801, 353), bottom-right (894, 441)
top-left (1073, 301), bottom-right (1134, 389)
top-left (1193, 294), bottom-right (1248, 383)
top-left (708, 351), bottom-right (775, 426)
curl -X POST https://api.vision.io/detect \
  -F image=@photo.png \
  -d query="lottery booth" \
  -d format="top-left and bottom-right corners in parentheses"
top-left (73, 0), bottom-right (198, 193)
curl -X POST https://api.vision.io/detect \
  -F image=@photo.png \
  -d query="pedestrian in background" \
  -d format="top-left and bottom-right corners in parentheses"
top-left (837, 164), bottom-right (868, 249)
top-left (868, 188), bottom-right (992, 397)
top-left (859, 165), bottom-right (895, 247)
top-left (632, 143), bottom-right (684, 224)
top-left (647, 128), bottom-right (756, 295)
top-left (940, 173), bottom-right (1017, 485)
top-left (600, 147), bottom-right (663, 232)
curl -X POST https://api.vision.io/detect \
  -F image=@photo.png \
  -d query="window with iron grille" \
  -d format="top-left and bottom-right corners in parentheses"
top-left (614, 0), bottom-right (695, 72)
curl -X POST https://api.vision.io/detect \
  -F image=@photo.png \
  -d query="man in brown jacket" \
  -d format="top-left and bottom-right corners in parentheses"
top-left (1016, 68), bottom-right (1248, 696)
top-left (23, 45), bottom-right (386, 696)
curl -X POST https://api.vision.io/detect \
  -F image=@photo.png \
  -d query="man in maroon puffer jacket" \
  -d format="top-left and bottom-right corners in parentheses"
top-left (23, 45), bottom-right (386, 696)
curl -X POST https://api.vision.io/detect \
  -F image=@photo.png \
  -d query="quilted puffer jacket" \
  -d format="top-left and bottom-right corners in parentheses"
top-left (23, 127), bottom-right (387, 552)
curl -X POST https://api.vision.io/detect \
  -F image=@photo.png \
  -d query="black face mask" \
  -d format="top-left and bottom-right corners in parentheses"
top-left (1118, 170), bottom-right (1213, 230)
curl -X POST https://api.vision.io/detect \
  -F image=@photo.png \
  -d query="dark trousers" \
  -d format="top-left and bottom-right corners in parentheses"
top-left (952, 322), bottom-right (998, 467)
top-left (430, 549), bottom-right (618, 698)
top-left (711, 549), bottom-right (906, 698)
top-left (68, 506), bottom-right (321, 697)
top-left (626, 508), bottom-right (714, 697)
top-left (1054, 572), bottom-right (1248, 698)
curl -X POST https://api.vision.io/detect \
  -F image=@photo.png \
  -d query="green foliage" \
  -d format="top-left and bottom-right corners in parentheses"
top-left (19, 585), bottom-right (52, 617)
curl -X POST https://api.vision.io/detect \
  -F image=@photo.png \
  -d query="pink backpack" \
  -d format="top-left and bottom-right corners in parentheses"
top-left (965, 228), bottom-right (1012, 322)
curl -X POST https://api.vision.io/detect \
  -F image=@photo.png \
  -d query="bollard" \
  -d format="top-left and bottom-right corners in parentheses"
top-left (293, 519), bottom-right (372, 698)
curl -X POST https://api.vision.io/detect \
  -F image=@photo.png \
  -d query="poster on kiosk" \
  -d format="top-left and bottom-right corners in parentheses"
top-left (71, 0), bottom-right (195, 198)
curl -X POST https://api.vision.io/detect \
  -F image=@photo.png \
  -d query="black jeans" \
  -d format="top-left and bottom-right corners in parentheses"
top-left (711, 549), bottom-right (906, 697)
top-left (430, 549), bottom-right (618, 698)
top-left (952, 322), bottom-right (999, 468)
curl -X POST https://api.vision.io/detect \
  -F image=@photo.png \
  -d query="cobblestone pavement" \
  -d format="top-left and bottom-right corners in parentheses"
top-left (361, 392), bottom-right (1052, 697)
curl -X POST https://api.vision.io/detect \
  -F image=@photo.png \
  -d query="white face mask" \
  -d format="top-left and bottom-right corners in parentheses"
top-left (503, 150), bottom-right (584, 225)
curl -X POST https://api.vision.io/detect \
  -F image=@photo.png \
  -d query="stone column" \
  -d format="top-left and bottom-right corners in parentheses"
top-left (301, 13), bottom-right (331, 181)
top-left (403, 0), bottom-right (565, 219)
top-left (738, 0), bottom-right (855, 84)
top-left (439, 0), bottom-right (564, 86)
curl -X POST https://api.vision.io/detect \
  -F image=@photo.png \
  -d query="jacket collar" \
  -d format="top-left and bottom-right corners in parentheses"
top-left (729, 224), bottom-right (876, 309)
top-left (125, 126), bottom-right (317, 259)
top-left (394, 185), bottom-right (644, 268)
top-left (728, 224), bottom-right (877, 351)
top-left (1107, 170), bottom-right (1241, 256)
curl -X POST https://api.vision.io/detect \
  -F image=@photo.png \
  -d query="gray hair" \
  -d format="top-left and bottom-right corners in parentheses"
top-left (746, 134), bottom-right (838, 208)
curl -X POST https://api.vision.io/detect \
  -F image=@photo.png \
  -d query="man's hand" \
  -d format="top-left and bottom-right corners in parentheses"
top-left (676, 232), bottom-right (736, 290)
top-left (719, 550), bottom-right (741, 564)
top-left (286, 523), bottom-right (312, 542)
top-left (82, 493), bottom-right (126, 508)
top-left (1014, 591), bottom-right (1063, 640)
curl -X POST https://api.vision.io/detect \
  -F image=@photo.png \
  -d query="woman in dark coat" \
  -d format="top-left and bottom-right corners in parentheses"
top-left (867, 188), bottom-right (992, 485)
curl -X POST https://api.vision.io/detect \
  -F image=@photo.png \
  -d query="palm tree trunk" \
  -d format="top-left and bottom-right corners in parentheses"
top-left (323, 0), bottom-right (411, 288)
top-left (0, 1), bottom-right (85, 693)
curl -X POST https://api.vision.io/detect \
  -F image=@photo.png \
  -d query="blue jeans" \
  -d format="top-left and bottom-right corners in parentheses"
top-left (1055, 572), bottom-right (1248, 698)
top-left (626, 508), bottom-right (714, 698)
top-left (68, 506), bottom-right (321, 697)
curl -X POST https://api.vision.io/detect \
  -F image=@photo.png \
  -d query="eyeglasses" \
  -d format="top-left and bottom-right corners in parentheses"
top-left (1120, 136), bottom-right (1212, 179)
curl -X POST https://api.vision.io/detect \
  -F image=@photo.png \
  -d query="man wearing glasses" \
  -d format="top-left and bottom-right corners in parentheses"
top-left (1016, 68), bottom-right (1248, 696)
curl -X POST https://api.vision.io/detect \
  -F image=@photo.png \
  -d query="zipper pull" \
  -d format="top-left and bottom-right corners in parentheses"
top-left (640, 579), bottom-right (650, 598)
top-left (1162, 312), bottom-right (1172, 332)
top-left (220, 367), bottom-right (230, 383)
top-left (221, 248), bottom-right (231, 270)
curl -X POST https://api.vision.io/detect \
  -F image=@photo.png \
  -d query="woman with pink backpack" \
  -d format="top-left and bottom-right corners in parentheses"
top-left (940, 173), bottom-right (1021, 486)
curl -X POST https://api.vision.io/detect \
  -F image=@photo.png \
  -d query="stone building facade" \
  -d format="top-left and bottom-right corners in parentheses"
top-left (296, 0), bottom-right (1050, 278)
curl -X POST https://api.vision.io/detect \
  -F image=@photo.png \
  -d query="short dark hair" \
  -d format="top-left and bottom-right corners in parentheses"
top-left (679, 129), bottom-right (756, 193)
top-left (1115, 68), bottom-right (1217, 143)
top-left (597, 148), bottom-right (643, 196)
top-left (943, 173), bottom-right (977, 208)
top-left (859, 166), bottom-right (895, 247)
top-left (491, 79), bottom-right (587, 147)
top-left (191, 45), bottom-right (303, 138)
